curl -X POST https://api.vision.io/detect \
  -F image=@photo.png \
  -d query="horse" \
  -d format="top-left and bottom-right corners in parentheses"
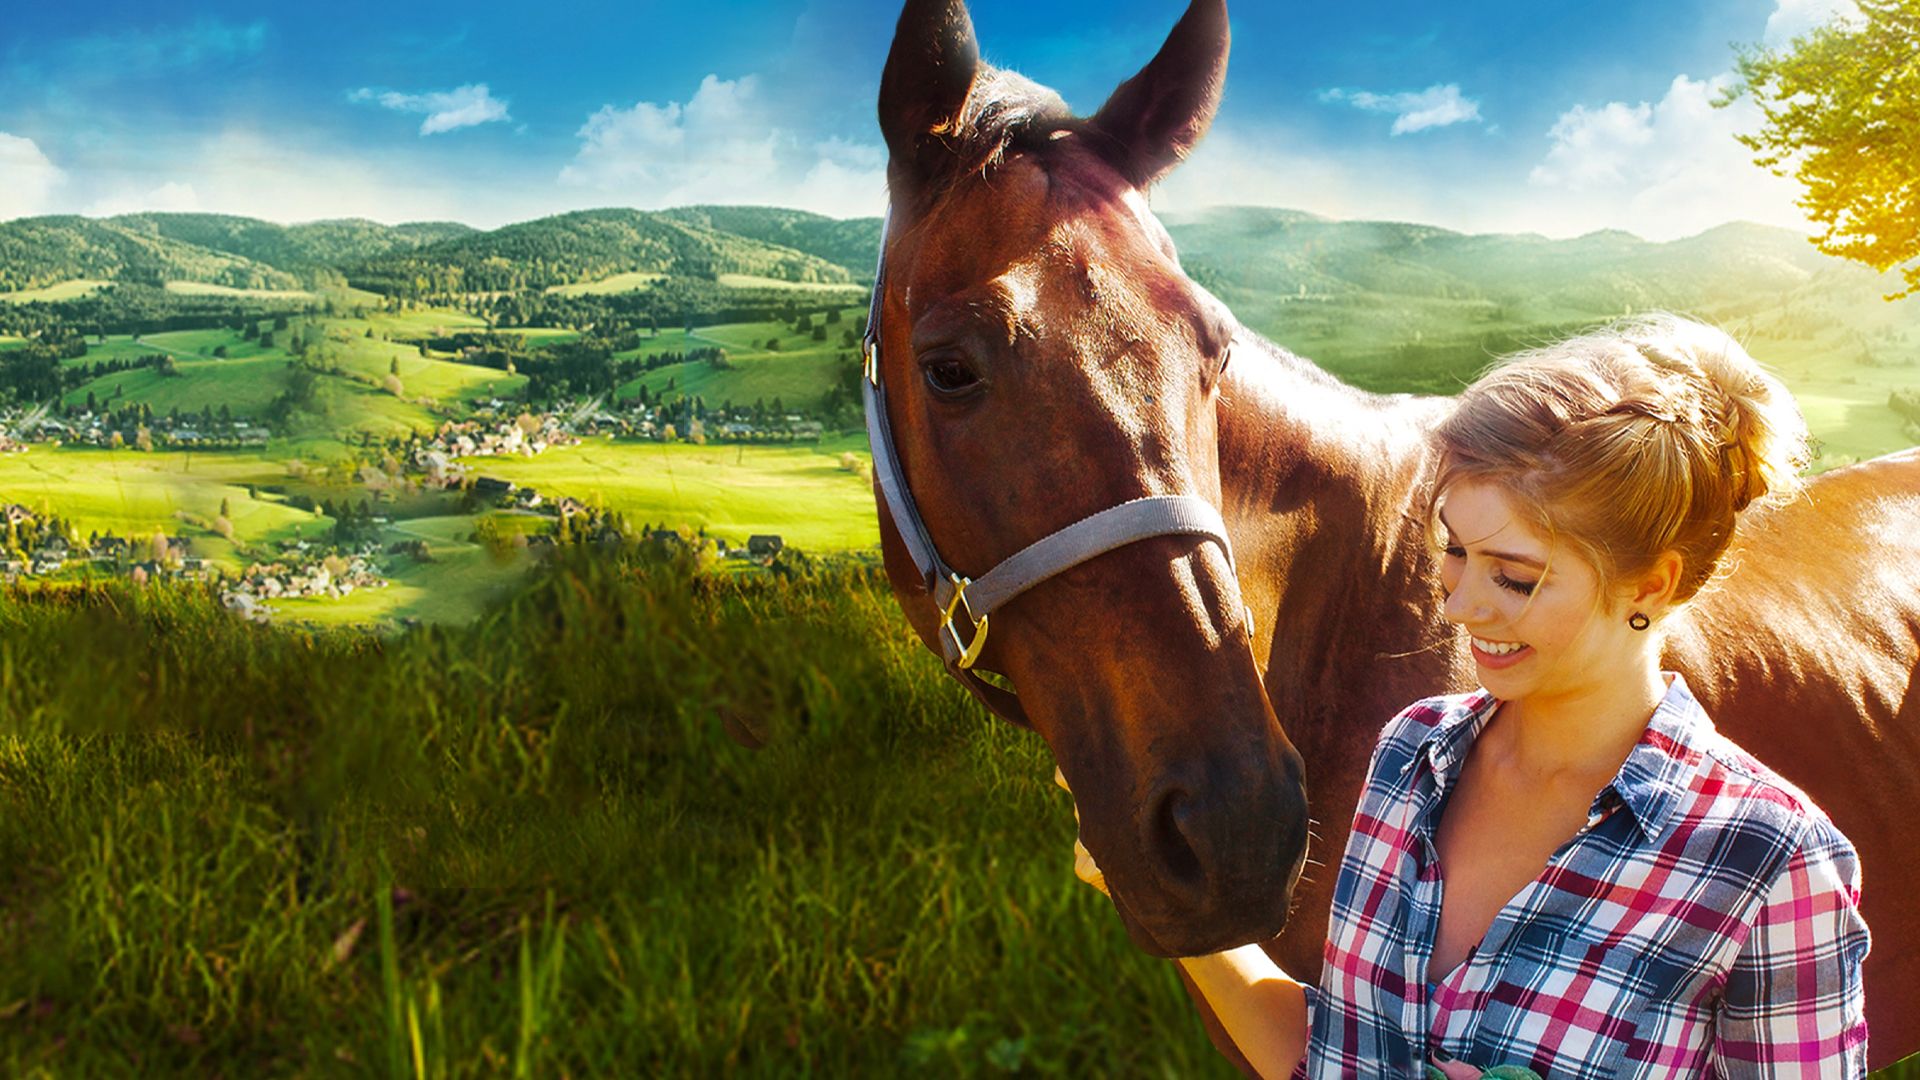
top-left (870, 0), bottom-right (1920, 1068)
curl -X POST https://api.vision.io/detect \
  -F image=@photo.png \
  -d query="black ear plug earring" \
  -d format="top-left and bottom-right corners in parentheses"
top-left (1629, 612), bottom-right (1650, 631)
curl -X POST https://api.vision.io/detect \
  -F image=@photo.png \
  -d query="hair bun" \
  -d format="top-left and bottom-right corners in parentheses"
top-left (1616, 315), bottom-right (1811, 513)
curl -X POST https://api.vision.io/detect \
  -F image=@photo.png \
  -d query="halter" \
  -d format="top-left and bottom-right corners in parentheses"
top-left (860, 209), bottom-right (1237, 728)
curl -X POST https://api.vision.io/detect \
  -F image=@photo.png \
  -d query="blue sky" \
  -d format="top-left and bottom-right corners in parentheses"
top-left (0, 0), bottom-right (1855, 238)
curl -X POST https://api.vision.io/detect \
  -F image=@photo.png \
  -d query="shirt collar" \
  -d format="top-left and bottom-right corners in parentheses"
top-left (1608, 671), bottom-right (1715, 842)
top-left (1410, 671), bottom-right (1715, 843)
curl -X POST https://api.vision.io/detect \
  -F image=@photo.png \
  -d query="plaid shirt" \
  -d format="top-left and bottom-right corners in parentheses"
top-left (1298, 672), bottom-right (1870, 1078)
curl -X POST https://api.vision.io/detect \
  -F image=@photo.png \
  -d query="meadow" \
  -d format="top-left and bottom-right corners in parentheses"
top-left (0, 551), bottom-right (1915, 1078)
top-left (616, 309), bottom-right (860, 410)
top-left (457, 434), bottom-right (878, 552)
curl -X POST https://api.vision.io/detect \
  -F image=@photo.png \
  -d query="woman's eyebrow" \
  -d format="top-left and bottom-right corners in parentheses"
top-left (1437, 510), bottom-right (1548, 570)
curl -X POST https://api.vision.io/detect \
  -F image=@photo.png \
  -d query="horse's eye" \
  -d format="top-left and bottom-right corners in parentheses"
top-left (922, 357), bottom-right (982, 398)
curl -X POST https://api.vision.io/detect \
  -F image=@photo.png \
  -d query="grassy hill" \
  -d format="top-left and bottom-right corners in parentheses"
top-left (347, 208), bottom-right (859, 297)
top-left (659, 206), bottom-right (881, 280)
top-left (109, 213), bottom-right (476, 277)
top-left (0, 216), bottom-right (306, 294)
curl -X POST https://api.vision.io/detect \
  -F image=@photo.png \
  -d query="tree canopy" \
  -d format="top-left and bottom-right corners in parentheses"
top-left (1733, 0), bottom-right (1920, 297)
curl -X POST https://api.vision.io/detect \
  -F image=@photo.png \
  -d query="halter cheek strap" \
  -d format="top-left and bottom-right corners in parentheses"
top-left (862, 209), bottom-right (1236, 729)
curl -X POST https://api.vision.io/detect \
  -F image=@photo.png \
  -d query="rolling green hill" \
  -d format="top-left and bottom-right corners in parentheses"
top-left (0, 216), bottom-right (306, 294)
top-left (658, 206), bottom-right (881, 280)
top-left (109, 213), bottom-right (477, 279)
top-left (347, 208), bottom-right (859, 297)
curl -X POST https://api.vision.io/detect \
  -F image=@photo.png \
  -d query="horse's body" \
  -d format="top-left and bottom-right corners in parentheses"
top-left (874, 0), bottom-right (1920, 1066)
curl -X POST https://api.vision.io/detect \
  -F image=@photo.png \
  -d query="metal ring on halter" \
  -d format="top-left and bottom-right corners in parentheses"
top-left (940, 573), bottom-right (990, 669)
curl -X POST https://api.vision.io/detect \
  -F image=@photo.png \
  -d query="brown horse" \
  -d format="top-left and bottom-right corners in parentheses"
top-left (872, 0), bottom-right (1920, 1068)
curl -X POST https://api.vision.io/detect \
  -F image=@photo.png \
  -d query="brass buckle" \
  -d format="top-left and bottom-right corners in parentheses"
top-left (862, 339), bottom-right (879, 386)
top-left (939, 572), bottom-right (990, 670)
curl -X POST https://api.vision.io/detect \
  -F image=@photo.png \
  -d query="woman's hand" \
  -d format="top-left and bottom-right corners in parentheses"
top-left (1055, 766), bottom-right (1109, 897)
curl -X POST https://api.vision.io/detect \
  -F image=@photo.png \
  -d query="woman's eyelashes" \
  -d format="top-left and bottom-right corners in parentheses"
top-left (1441, 541), bottom-right (1539, 596)
top-left (1492, 569), bottom-right (1538, 596)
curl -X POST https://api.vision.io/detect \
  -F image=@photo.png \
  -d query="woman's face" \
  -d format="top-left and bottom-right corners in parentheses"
top-left (1437, 479), bottom-right (1633, 702)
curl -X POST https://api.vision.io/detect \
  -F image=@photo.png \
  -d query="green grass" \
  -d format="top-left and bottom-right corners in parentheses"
top-left (0, 446), bottom-right (326, 549)
top-left (312, 323), bottom-right (527, 403)
top-left (62, 355), bottom-right (295, 417)
top-left (1, 558), bottom-right (1912, 1078)
top-left (544, 270), bottom-right (666, 296)
top-left (362, 307), bottom-right (489, 339)
top-left (614, 310), bottom-right (862, 409)
top-left (0, 335), bottom-right (26, 351)
top-left (272, 516), bottom-right (532, 627)
top-left (715, 273), bottom-right (866, 293)
top-left (0, 279), bottom-right (109, 303)
top-left (456, 438), bottom-right (876, 551)
top-left (504, 328), bottom-right (581, 349)
top-left (162, 281), bottom-right (315, 301)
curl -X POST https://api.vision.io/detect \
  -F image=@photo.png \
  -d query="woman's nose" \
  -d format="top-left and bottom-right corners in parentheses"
top-left (1442, 576), bottom-right (1487, 626)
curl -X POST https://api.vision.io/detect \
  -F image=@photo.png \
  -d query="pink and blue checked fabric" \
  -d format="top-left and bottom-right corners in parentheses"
top-left (1296, 672), bottom-right (1870, 1078)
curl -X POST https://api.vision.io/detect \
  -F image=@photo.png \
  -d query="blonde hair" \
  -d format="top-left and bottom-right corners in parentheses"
top-left (1427, 314), bottom-right (1812, 609)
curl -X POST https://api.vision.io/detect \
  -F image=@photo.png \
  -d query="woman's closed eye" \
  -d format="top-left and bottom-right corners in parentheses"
top-left (1443, 542), bottom-right (1538, 596)
top-left (1493, 568), bottom-right (1537, 596)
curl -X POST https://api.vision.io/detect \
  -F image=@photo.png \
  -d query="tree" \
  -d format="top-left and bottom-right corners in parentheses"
top-left (390, 356), bottom-right (400, 376)
top-left (1730, 0), bottom-right (1920, 296)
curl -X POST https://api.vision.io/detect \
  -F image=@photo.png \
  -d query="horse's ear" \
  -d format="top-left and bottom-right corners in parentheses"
top-left (879, 0), bottom-right (981, 192)
top-left (1087, 0), bottom-right (1229, 189)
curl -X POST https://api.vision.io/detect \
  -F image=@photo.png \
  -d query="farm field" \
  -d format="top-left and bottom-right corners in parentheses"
top-left (616, 308), bottom-right (861, 408)
top-left (457, 435), bottom-right (877, 551)
top-left (0, 279), bottom-right (109, 303)
top-left (0, 446), bottom-right (327, 559)
top-left (545, 270), bottom-right (665, 296)
top-left (162, 281), bottom-right (314, 301)
top-left (716, 272), bottom-right (865, 292)
top-left (63, 354), bottom-right (294, 416)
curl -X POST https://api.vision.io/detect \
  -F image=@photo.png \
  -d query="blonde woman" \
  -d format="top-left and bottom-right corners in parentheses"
top-left (1067, 315), bottom-right (1870, 1078)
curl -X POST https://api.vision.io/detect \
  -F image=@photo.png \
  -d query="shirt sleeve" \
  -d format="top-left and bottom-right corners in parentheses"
top-left (1710, 818), bottom-right (1870, 1077)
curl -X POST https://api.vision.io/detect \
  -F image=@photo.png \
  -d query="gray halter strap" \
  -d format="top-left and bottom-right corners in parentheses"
top-left (861, 209), bottom-right (1236, 727)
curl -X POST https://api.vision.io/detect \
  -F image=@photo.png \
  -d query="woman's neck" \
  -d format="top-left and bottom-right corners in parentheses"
top-left (1486, 651), bottom-right (1671, 787)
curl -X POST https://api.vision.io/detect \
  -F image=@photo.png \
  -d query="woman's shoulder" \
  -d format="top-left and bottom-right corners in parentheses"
top-left (1671, 717), bottom-right (1857, 870)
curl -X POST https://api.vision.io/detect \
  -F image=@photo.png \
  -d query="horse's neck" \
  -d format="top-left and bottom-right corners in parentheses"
top-left (1216, 328), bottom-right (1467, 747)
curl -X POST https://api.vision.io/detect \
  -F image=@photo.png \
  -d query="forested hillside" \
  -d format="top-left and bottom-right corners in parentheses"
top-left (0, 216), bottom-right (306, 293)
top-left (346, 208), bottom-right (858, 297)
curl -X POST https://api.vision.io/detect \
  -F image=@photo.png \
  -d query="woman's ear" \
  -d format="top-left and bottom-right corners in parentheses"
top-left (1630, 550), bottom-right (1686, 613)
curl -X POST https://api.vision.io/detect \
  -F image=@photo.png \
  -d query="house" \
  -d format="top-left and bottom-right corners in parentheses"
top-left (790, 421), bottom-right (823, 438)
top-left (554, 496), bottom-right (587, 519)
top-left (747, 534), bottom-right (784, 557)
top-left (181, 557), bottom-right (210, 577)
top-left (0, 559), bottom-right (23, 580)
top-left (31, 552), bottom-right (63, 574)
top-left (471, 476), bottom-right (515, 500)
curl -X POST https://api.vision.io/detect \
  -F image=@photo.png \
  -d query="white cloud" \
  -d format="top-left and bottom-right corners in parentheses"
top-left (559, 74), bottom-right (886, 218)
top-left (0, 133), bottom-right (64, 221)
top-left (84, 181), bottom-right (201, 217)
top-left (1525, 74), bottom-right (1812, 239)
top-left (1764, 0), bottom-right (1860, 45)
top-left (1321, 84), bottom-right (1483, 135)
top-left (1529, 101), bottom-right (1655, 189)
top-left (352, 83), bottom-right (510, 136)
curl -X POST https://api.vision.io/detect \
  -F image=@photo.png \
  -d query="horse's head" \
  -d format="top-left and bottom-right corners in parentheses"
top-left (873, 0), bottom-right (1307, 957)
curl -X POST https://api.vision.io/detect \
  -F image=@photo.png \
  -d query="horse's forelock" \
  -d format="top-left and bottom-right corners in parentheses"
top-left (907, 66), bottom-right (1080, 201)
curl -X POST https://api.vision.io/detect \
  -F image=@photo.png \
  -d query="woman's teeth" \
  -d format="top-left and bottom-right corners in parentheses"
top-left (1471, 636), bottom-right (1527, 655)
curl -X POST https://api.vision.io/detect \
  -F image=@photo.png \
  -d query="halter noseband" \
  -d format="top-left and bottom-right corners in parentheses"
top-left (860, 209), bottom-right (1237, 728)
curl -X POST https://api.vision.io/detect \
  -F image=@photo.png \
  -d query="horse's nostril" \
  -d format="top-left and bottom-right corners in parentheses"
top-left (1149, 787), bottom-right (1207, 893)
